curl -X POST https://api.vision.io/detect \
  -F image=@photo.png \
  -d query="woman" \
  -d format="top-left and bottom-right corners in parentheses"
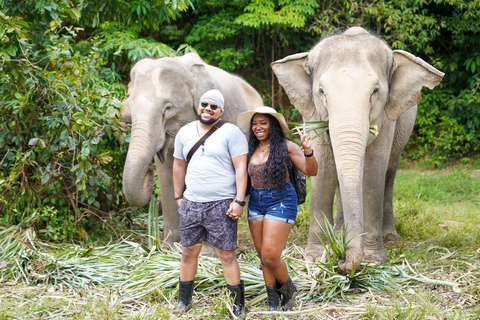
top-left (236, 106), bottom-right (318, 311)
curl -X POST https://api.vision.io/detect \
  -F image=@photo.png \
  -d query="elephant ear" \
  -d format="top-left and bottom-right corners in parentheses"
top-left (191, 64), bottom-right (217, 112)
top-left (386, 50), bottom-right (445, 120)
top-left (271, 52), bottom-right (315, 119)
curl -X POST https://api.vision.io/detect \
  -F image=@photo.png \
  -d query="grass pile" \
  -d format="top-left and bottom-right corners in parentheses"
top-left (310, 217), bottom-right (460, 301)
top-left (1, 219), bottom-right (473, 319)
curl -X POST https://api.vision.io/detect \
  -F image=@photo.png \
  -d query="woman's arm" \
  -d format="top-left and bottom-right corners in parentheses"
top-left (288, 124), bottom-right (318, 176)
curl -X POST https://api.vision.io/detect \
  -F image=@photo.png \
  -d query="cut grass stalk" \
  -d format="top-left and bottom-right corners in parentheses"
top-left (289, 121), bottom-right (379, 138)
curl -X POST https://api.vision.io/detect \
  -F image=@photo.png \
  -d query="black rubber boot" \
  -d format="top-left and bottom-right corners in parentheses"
top-left (227, 280), bottom-right (245, 319)
top-left (173, 278), bottom-right (194, 314)
top-left (275, 276), bottom-right (298, 311)
top-left (266, 285), bottom-right (281, 311)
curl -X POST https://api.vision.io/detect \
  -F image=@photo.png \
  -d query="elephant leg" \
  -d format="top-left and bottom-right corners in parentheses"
top-left (362, 165), bottom-right (387, 263)
top-left (306, 144), bottom-right (337, 261)
top-left (383, 106), bottom-right (416, 243)
top-left (156, 150), bottom-right (180, 244)
top-left (362, 120), bottom-right (396, 264)
top-left (383, 153), bottom-right (400, 243)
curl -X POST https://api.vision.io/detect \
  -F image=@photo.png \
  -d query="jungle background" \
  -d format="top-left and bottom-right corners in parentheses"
top-left (0, 1), bottom-right (479, 319)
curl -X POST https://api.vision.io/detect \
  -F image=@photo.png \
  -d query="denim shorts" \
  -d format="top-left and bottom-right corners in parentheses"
top-left (247, 181), bottom-right (298, 225)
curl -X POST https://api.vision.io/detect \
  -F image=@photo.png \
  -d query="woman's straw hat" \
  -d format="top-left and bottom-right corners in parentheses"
top-left (237, 106), bottom-right (290, 134)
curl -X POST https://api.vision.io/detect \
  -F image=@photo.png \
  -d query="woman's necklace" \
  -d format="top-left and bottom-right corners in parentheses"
top-left (259, 143), bottom-right (270, 152)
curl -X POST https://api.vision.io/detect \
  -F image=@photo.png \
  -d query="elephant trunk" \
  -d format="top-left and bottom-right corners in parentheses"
top-left (330, 123), bottom-right (366, 226)
top-left (328, 111), bottom-right (370, 272)
top-left (123, 122), bottom-right (159, 207)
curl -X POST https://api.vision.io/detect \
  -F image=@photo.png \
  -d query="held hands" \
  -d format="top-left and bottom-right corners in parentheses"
top-left (227, 201), bottom-right (243, 220)
top-left (296, 123), bottom-right (313, 154)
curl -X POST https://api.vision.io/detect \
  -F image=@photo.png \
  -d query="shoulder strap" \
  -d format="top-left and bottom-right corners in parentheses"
top-left (186, 120), bottom-right (227, 164)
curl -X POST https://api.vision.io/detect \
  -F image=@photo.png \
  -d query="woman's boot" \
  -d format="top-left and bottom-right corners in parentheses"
top-left (275, 276), bottom-right (298, 311)
top-left (227, 280), bottom-right (245, 319)
top-left (173, 278), bottom-right (194, 313)
top-left (266, 285), bottom-right (281, 311)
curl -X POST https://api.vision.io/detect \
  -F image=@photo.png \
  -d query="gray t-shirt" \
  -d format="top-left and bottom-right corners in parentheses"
top-left (174, 121), bottom-right (248, 202)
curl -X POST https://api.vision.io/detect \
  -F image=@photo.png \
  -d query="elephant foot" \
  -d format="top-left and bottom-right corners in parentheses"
top-left (383, 232), bottom-right (400, 244)
top-left (363, 249), bottom-right (388, 265)
top-left (305, 244), bottom-right (327, 263)
top-left (338, 238), bottom-right (363, 275)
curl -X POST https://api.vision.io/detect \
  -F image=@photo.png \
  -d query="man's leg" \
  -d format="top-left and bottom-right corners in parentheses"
top-left (217, 248), bottom-right (245, 319)
top-left (174, 244), bottom-right (202, 313)
top-left (180, 244), bottom-right (202, 281)
top-left (215, 248), bottom-right (240, 285)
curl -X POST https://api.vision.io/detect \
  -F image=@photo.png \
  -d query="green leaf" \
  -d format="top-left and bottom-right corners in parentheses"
top-left (28, 138), bottom-right (39, 146)
top-left (73, 112), bottom-right (86, 121)
top-left (41, 173), bottom-right (50, 184)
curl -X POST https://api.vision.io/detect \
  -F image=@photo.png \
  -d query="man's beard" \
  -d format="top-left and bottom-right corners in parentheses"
top-left (197, 114), bottom-right (219, 125)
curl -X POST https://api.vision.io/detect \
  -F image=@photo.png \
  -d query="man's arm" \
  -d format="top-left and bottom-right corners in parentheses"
top-left (173, 158), bottom-right (188, 205)
top-left (227, 154), bottom-right (248, 220)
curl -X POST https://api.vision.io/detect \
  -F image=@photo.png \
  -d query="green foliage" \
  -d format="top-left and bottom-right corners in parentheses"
top-left (96, 22), bottom-right (179, 75)
top-left (235, 0), bottom-right (320, 29)
top-left (0, 11), bottom-right (127, 241)
top-left (184, 1), bottom-right (256, 72)
top-left (74, 0), bottom-right (194, 33)
top-left (408, 85), bottom-right (480, 166)
top-left (184, 0), bottom-right (319, 98)
top-left (0, 0), bottom-right (197, 241)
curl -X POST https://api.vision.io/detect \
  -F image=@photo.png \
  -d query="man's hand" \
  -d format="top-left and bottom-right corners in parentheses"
top-left (227, 202), bottom-right (243, 220)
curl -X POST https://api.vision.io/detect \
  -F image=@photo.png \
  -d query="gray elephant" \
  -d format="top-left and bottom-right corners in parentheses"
top-left (271, 27), bottom-right (444, 274)
top-left (122, 53), bottom-right (263, 243)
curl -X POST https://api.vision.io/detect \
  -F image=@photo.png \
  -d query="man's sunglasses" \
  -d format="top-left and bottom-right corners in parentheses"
top-left (200, 102), bottom-right (220, 110)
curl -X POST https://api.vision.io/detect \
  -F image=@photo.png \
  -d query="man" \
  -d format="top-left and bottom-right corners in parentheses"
top-left (172, 89), bottom-right (248, 319)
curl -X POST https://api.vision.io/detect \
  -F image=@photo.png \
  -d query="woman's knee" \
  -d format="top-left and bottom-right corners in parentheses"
top-left (261, 252), bottom-right (282, 270)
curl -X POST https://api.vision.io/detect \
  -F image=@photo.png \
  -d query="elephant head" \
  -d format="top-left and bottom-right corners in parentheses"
top-left (272, 27), bottom-right (444, 273)
top-left (123, 54), bottom-right (217, 207)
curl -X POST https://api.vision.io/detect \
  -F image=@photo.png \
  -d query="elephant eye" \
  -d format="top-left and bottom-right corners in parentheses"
top-left (372, 86), bottom-right (379, 95)
top-left (163, 104), bottom-right (175, 117)
top-left (318, 87), bottom-right (325, 95)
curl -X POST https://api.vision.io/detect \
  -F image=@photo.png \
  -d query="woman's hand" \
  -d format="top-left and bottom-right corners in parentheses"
top-left (296, 123), bottom-right (313, 154)
top-left (227, 202), bottom-right (243, 220)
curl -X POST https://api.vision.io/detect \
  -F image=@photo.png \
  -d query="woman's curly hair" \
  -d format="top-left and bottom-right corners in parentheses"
top-left (247, 113), bottom-right (289, 186)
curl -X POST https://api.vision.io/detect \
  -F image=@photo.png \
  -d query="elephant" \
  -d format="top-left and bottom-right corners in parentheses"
top-left (271, 27), bottom-right (444, 274)
top-left (122, 52), bottom-right (263, 244)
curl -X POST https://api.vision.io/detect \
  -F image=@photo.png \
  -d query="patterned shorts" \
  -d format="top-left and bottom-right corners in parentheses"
top-left (178, 198), bottom-right (238, 251)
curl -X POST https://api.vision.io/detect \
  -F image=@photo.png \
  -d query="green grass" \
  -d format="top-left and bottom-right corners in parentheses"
top-left (1, 164), bottom-right (479, 319)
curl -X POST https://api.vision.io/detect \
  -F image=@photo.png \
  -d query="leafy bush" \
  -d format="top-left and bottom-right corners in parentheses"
top-left (0, 13), bottom-right (128, 240)
top-left (407, 85), bottom-right (480, 167)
